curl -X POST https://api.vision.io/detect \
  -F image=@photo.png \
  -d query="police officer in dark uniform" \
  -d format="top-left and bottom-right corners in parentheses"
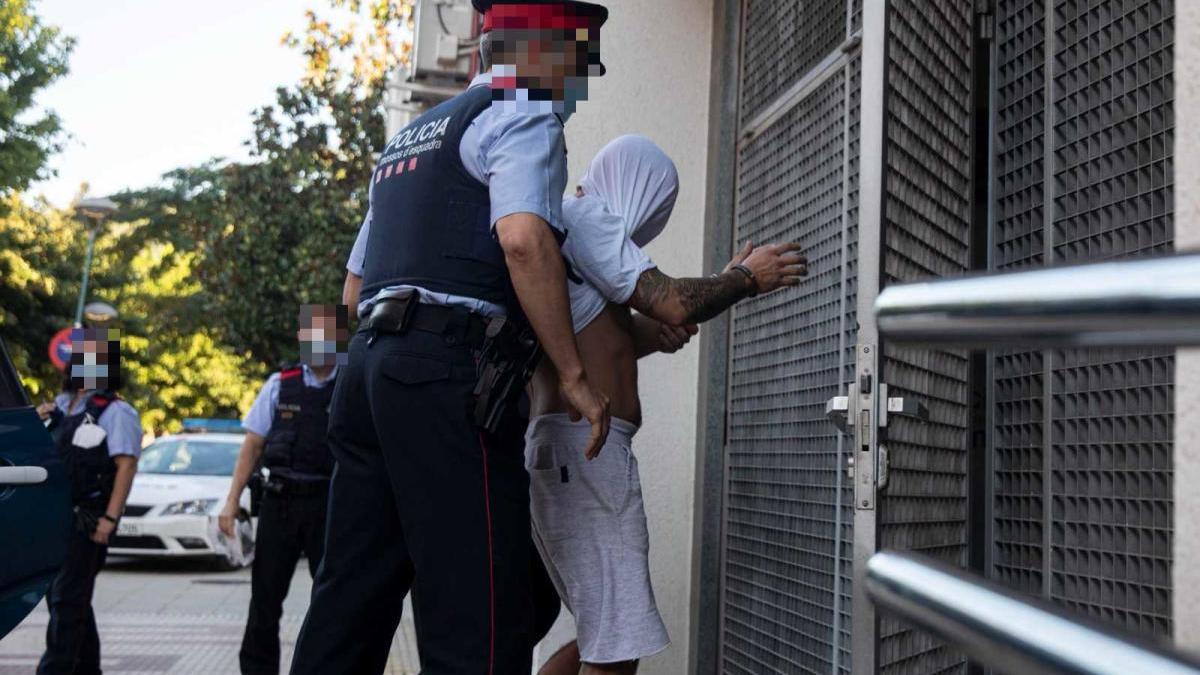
top-left (220, 304), bottom-right (346, 674)
top-left (291, 2), bottom-right (611, 673)
top-left (37, 328), bottom-right (141, 675)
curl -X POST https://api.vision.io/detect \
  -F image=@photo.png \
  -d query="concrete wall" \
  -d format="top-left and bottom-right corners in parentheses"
top-left (1173, 0), bottom-right (1200, 649)
top-left (559, 1), bottom-right (715, 671)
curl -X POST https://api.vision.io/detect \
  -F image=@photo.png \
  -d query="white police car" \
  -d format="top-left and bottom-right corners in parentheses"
top-left (110, 420), bottom-right (253, 568)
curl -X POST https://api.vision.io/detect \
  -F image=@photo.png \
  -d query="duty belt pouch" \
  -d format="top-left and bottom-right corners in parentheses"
top-left (473, 317), bottom-right (543, 434)
top-left (370, 291), bottom-right (419, 334)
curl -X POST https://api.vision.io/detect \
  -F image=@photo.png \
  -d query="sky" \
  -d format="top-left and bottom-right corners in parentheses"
top-left (30, 0), bottom-right (315, 207)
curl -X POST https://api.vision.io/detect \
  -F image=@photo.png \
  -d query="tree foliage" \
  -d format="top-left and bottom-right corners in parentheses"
top-left (1, 0), bottom-right (415, 433)
top-left (0, 0), bottom-right (73, 196)
top-left (118, 0), bottom-right (412, 368)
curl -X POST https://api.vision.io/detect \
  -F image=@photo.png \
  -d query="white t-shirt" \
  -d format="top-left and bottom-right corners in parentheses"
top-left (561, 195), bottom-right (657, 333)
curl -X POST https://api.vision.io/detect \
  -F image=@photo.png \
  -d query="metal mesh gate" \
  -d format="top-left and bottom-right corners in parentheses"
top-left (724, 69), bottom-right (858, 675)
top-left (721, 1), bottom-right (858, 672)
top-left (714, 0), bottom-right (1175, 672)
top-left (989, 0), bottom-right (1175, 640)
top-left (877, 2), bottom-right (974, 672)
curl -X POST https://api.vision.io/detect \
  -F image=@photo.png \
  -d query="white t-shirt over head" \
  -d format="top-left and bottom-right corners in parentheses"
top-left (562, 134), bottom-right (680, 332)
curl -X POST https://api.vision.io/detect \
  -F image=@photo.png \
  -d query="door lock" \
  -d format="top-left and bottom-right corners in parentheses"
top-left (825, 381), bottom-right (926, 497)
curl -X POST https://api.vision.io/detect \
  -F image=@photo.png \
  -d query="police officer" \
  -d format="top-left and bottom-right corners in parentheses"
top-left (219, 304), bottom-right (346, 675)
top-left (37, 328), bottom-right (141, 675)
top-left (292, 2), bottom-right (611, 673)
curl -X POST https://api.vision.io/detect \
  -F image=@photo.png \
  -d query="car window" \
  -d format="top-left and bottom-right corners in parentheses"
top-left (0, 338), bottom-right (31, 410)
top-left (138, 439), bottom-right (241, 476)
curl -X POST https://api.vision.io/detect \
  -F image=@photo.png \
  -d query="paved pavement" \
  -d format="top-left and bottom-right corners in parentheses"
top-left (0, 556), bottom-right (420, 674)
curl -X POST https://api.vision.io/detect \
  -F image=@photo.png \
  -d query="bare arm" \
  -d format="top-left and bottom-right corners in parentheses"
top-left (627, 242), bottom-right (809, 325)
top-left (93, 455), bottom-right (137, 545)
top-left (630, 313), bottom-right (698, 358)
top-left (496, 213), bottom-right (610, 458)
top-left (218, 432), bottom-right (266, 536)
top-left (342, 271), bottom-right (363, 310)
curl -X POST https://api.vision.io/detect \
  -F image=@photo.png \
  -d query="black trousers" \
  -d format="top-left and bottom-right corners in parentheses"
top-left (240, 490), bottom-right (328, 675)
top-left (39, 529), bottom-right (107, 675)
top-left (291, 329), bottom-right (533, 675)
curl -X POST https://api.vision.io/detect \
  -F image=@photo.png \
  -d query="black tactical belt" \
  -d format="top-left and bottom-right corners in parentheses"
top-left (264, 476), bottom-right (330, 498)
top-left (363, 295), bottom-right (489, 349)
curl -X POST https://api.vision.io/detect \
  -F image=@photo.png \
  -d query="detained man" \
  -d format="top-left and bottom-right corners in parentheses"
top-left (530, 135), bottom-right (808, 674)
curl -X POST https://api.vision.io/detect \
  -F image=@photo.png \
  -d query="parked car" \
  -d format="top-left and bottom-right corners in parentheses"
top-left (110, 425), bottom-right (253, 569)
top-left (0, 337), bottom-right (71, 639)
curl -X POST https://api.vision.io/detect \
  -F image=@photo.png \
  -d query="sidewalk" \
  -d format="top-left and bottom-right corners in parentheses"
top-left (0, 557), bottom-right (420, 674)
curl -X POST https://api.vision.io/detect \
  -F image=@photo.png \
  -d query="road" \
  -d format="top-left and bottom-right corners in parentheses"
top-left (0, 556), bottom-right (420, 674)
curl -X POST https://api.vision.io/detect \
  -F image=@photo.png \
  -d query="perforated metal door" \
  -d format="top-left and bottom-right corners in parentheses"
top-left (875, 2), bottom-right (975, 672)
top-left (715, 0), bottom-right (1175, 672)
top-left (720, 1), bottom-right (859, 672)
top-left (988, 0), bottom-right (1176, 639)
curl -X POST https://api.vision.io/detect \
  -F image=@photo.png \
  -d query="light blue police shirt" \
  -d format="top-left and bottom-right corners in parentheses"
top-left (54, 391), bottom-right (143, 458)
top-left (347, 71), bottom-right (569, 319)
top-left (241, 364), bottom-right (340, 439)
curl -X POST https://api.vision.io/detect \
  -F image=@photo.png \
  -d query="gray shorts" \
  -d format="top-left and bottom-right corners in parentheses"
top-left (526, 414), bottom-right (670, 664)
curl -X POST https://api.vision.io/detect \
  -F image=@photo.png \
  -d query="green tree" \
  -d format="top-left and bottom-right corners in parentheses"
top-left (2, 0), bottom-right (416, 431)
top-left (0, 0), bottom-right (73, 195)
top-left (0, 193), bottom-right (84, 398)
top-left (119, 0), bottom-right (412, 367)
top-left (0, 194), bottom-right (260, 430)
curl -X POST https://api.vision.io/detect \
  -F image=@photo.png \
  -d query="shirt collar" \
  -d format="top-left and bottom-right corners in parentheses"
top-left (468, 71), bottom-right (573, 124)
top-left (469, 72), bottom-right (492, 89)
top-left (302, 363), bottom-right (339, 387)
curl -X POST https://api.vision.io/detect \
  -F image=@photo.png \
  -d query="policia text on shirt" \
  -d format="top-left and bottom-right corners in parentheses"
top-left (289, 2), bottom-right (611, 674)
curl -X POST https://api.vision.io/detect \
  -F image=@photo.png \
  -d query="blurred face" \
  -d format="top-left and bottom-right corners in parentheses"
top-left (298, 304), bottom-right (349, 367)
top-left (490, 16), bottom-right (603, 116)
top-left (70, 328), bottom-right (120, 390)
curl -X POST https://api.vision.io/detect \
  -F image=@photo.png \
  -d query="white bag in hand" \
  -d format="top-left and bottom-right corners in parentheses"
top-left (207, 514), bottom-right (255, 567)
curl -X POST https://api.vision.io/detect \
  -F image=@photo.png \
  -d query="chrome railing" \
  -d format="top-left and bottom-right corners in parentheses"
top-left (875, 253), bottom-right (1200, 348)
top-left (867, 253), bottom-right (1200, 673)
top-left (866, 551), bottom-right (1200, 675)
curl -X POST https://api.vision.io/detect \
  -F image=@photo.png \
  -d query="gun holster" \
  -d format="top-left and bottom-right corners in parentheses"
top-left (247, 472), bottom-right (264, 517)
top-left (473, 317), bottom-right (542, 434)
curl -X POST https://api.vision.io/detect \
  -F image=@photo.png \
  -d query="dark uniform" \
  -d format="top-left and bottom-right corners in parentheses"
top-left (293, 1), bottom-right (608, 671)
top-left (292, 58), bottom-right (557, 675)
top-left (39, 391), bottom-right (132, 675)
top-left (239, 365), bottom-right (336, 675)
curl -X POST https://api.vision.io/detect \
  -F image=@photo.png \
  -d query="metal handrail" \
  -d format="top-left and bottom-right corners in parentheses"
top-left (874, 253), bottom-right (1200, 347)
top-left (866, 551), bottom-right (1200, 675)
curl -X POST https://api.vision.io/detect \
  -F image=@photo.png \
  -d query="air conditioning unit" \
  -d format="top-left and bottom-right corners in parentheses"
top-left (387, 0), bottom-right (478, 136)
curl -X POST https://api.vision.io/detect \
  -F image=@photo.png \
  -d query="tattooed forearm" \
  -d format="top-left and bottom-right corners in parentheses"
top-left (630, 268), bottom-right (751, 325)
top-left (674, 272), bottom-right (751, 323)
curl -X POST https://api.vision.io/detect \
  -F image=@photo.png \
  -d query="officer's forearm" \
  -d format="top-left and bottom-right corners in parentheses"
top-left (226, 432), bottom-right (266, 504)
top-left (342, 271), bottom-right (362, 310)
top-left (496, 214), bottom-right (586, 383)
top-left (106, 455), bottom-right (137, 519)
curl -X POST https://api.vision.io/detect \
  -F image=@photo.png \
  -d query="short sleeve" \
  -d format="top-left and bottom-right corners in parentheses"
top-left (99, 401), bottom-right (143, 458)
top-left (562, 197), bottom-right (657, 305)
top-left (242, 374), bottom-right (280, 438)
top-left (481, 113), bottom-right (568, 233)
top-left (347, 209), bottom-right (372, 276)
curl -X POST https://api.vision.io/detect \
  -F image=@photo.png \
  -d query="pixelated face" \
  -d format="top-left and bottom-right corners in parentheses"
top-left (70, 328), bottom-right (120, 391)
top-left (489, 6), bottom-right (603, 116)
top-left (298, 304), bottom-right (350, 367)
